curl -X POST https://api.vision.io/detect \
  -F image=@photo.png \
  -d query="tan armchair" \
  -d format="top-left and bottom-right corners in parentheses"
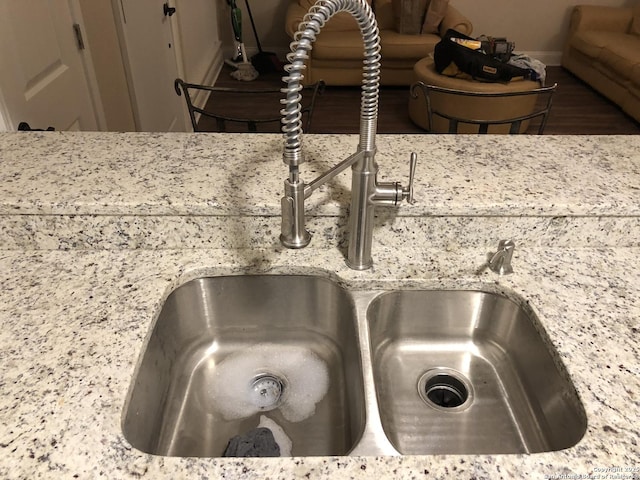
top-left (562, 5), bottom-right (640, 123)
top-left (285, 0), bottom-right (473, 86)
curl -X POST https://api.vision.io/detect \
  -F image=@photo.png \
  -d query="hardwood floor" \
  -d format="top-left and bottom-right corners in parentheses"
top-left (541, 67), bottom-right (639, 134)
top-left (201, 64), bottom-right (640, 135)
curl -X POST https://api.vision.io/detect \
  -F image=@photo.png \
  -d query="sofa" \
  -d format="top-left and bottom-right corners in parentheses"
top-left (285, 0), bottom-right (473, 86)
top-left (562, 4), bottom-right (640, 123)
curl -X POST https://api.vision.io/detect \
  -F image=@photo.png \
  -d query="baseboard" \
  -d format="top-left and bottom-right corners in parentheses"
top-left (220, 45), bottom-right (290, 65)
top-left (520, 51), bottom-right (563, 67)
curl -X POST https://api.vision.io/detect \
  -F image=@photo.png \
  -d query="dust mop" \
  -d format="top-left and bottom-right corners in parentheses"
top-left (225, 0), bottom-right (258, 81)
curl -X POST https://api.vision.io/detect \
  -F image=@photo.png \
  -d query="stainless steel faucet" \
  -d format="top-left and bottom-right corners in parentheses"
top-left (279, 0), bottom-right (417, 270)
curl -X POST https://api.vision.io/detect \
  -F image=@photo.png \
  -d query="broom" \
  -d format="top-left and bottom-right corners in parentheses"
top-left (244, 0), bottom-right (284, 74)
top-left (225, 0), bottom-right (259, 81)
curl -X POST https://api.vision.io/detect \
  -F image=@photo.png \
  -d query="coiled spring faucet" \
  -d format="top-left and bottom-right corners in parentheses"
top-left (280, 0), bottom-right (417, 270)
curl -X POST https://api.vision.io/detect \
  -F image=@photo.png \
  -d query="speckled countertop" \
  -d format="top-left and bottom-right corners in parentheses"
top-left (0, 133), bottom-right (638, 479)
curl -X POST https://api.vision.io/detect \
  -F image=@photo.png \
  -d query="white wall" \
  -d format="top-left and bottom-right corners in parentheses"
top-left (218, 0), bottom-right (291, 58)
top-left (450, 0), bottom-right (636, 64)
top-left (176, 0), bottom-right (222, 84)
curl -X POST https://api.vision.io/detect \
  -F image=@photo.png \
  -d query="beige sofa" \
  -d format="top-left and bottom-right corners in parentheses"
top-left (562, 5), bottom-right (640, 123)
top-left (285, 0), bottom-right (473, 86)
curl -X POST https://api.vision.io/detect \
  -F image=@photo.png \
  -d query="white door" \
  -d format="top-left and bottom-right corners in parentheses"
top-left (115, 0), bottom-right (186, 132)
top-left (0, 0), bottom-right (99, 131)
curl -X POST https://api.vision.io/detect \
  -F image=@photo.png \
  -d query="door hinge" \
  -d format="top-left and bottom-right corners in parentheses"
top-left (73, 23), bottom-right (85, 50)
top-left (163, 3), bottom-right (176, 16)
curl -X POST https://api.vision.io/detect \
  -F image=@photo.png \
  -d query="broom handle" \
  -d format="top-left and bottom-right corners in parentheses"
top-left (244, 0), bottom-right (263, 53)
top-left (230, 0), bottom-right (242, 43)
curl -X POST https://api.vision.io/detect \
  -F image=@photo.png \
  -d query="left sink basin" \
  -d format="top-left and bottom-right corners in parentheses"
top-left (122, 275), bottom-right (365, 457)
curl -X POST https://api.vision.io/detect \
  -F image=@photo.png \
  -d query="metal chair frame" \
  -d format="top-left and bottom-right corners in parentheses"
top-left (174, 78), bottom-right (325, 133)
top-left (410, 81), bottom-right (557, 134)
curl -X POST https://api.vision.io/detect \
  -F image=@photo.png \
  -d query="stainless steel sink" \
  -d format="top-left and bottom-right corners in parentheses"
top-left (122, 275), bottom-right (365, 457)
top-left (123, 275), bottom-right (587, 457)
top-left (367, 290), bottom-right (587, 455)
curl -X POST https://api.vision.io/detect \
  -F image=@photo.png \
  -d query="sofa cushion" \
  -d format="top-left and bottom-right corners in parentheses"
top-left (392, 0), bottom-right (428, 34)
top-left (312, 28), bottom-right (440, 61)
top-left (570, 30), bottom-right (632, 59)
top-left (313, 29), bottom-right (370, 60)
top-left (380, 29), bottom-right (441, 58)
top-left (297, 0), bottom-right (372, 32)
top-left (374, 0), bottom-right (398, 31)
top-left (598, 36), bottom-right (640, 80)
top-left (422, 0), bottom-right (449, 34)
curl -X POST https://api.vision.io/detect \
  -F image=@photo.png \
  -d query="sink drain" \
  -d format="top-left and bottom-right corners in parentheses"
top-left (249, 374), bottom-right (285, 411)
top-left (418, 368), bottom-right (473, 411)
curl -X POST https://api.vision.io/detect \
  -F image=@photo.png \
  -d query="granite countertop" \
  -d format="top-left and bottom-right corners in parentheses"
top-left (0, 133), bottom-right (638, 479)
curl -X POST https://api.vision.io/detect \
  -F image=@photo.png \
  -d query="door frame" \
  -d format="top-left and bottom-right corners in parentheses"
top-left (69, 0), bottom-right (107, 130)
top-left (0, 86), bottom-right (11, 131)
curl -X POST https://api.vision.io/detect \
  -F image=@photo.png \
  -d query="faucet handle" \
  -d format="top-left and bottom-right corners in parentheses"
top-left (402, 152), bottom-right (418, 204)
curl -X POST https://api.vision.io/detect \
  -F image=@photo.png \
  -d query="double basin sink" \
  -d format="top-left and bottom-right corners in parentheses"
top-left (122, 274), bottom-right (586, 457)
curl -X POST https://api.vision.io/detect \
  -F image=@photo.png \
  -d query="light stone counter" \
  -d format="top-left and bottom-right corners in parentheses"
top-left (0, 133), bottom-right (638, 479)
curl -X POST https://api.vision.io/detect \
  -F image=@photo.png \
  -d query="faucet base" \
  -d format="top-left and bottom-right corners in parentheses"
top-left (345, 258), bottom-right (373, 271)
top-left (280, 232), bottom-right (312, 249)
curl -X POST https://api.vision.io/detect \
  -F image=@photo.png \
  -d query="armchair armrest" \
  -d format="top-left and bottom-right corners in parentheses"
top-left (568, 5), bottom-right (633, 35)
top-left (439, 5), bottom-right (473, 37)
top-left (285, 2), bottom-right (307, 38)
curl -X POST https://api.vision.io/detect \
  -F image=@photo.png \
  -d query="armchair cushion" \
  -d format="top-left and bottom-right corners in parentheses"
top-left (313, 30), bottom-right (369, 60)
top-left (600, 36), bottom-right (640, 79)
top-left (570, 31), bottom-right (629, 59)
top-left (380, 29), bottom-right (441, 58)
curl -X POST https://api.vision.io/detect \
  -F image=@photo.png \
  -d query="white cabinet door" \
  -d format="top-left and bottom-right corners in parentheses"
top-left (0, 0), bottom-right (99, 131)
top-left (116, 0), bottom-right (186, 132)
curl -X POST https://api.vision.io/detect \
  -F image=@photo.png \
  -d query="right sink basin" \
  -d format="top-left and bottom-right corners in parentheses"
top-left (367, 290), bottom-right (587, 455)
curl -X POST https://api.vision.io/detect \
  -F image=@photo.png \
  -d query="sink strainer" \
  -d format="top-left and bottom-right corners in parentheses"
top-left (249, 374), bottom-right (285, 411)
top-left (418, 368), bottom-right (473, 411)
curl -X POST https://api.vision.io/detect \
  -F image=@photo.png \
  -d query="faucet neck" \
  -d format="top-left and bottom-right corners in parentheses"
top-left (281, 0), bottom-right (381, 167)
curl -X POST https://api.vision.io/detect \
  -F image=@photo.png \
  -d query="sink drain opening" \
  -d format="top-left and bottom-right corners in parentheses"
top-left (418, 369), bottom-right (473, 411)
top-left (249, 374), bottom-right (284, 411)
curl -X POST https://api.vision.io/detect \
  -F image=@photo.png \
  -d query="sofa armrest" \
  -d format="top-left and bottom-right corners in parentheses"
top-left (439, 5), bottom-right (473, 37)
top-left (568, 5), bottom-right (633, 35)
top-left (285, 2), bottom-right (307, 38)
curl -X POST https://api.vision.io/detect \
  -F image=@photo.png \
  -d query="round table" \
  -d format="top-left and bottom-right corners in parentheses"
top-left (408, 56), bottom-right (542, 133)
